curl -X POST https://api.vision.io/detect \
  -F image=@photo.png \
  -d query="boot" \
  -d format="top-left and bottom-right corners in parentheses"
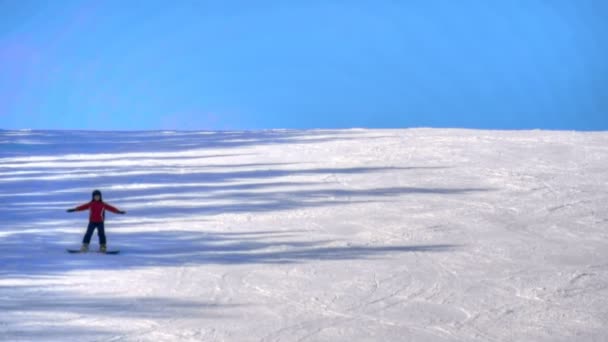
top-left (80, 243), bottom-right (89, 252)
top-left (99, 244), bottom-right (107, 253)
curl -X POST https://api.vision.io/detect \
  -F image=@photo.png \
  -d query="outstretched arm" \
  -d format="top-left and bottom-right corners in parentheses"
top-left (67, 202), bottom-right (91, 212)
top-left (104, 203), bottom-right (126, 214)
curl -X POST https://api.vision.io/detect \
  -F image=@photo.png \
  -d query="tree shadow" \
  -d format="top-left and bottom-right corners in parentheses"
top-left (1, 128), bottom-right (485, 275)
top-left (0, 227), bottom-right (460, 278)
top-left (0, 129), bottom-right (388, 158)
top-left (0, 326), bottom-right (116, 342)
top-left (0, 285), bottom-right (239, 341)
top-left (0, 290), bottom-right (235, 318)
top-left (1, 129), bottom-right (475, 228)
top-left (0, 129), bottom-right (481, 338)
top-left (1, 163), bottom-right (479, 226)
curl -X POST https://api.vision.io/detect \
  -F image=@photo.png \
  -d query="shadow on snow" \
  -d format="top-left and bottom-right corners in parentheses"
top-left (0, 129), bottom-right (478, 338)
top-left (1, 129), bottom-right (483, 275)
top-left (1, 228), bottom-right (461, 276)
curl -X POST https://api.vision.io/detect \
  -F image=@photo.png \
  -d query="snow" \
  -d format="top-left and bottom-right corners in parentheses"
top-left (1, 128), bottom-right (607, 341)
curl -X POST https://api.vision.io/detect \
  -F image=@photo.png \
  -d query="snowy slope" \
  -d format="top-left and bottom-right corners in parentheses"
top-left (1, 129), bottom-right (607, 342)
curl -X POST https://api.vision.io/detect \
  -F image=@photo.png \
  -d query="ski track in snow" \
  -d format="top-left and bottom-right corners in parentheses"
top-left (1, 128), bottom-right (607, 341)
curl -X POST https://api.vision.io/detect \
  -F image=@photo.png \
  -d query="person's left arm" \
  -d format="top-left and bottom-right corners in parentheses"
top-left (104, 203), bottom-right (126, 214)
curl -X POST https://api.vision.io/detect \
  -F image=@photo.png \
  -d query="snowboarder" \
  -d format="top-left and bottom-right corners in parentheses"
top-left (66, 189), bottom-right (126, 252)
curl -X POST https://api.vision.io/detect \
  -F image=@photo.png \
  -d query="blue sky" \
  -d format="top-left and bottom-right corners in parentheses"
top-left (0, 0), bottom-right (606, 130)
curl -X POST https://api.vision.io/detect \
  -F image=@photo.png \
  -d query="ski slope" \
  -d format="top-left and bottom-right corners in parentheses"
top-left (1, 129), bottom-right (607, 341)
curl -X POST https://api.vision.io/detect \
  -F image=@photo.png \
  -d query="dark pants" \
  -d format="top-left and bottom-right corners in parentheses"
top-left (82, 222), bottom-right (106, 245)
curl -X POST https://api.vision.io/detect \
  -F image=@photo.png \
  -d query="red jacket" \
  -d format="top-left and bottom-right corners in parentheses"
top-left (75, 201), bottom-right (121, 223)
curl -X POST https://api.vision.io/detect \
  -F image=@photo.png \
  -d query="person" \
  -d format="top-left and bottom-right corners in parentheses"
top-left (67, 189), bottom-right (126, 252)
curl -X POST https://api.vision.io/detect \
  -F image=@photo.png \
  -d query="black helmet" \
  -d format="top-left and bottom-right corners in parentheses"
top-left (92, 189), bottom-right (103, 201)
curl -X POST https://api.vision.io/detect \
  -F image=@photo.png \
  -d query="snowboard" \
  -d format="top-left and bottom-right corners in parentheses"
top-left (67, 249), bottom-right (120, 254)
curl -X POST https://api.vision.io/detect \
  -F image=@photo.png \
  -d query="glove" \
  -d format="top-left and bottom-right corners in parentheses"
top-left (119, 210), bottom-right (127, 214)
top-left (66, 209), bottom-right (76, 213)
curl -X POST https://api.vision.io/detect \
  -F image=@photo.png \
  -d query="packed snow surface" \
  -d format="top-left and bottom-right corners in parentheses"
top-left (1, 129), bottom-right (607, 341)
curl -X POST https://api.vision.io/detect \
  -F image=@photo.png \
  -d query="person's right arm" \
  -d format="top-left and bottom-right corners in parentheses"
top-left (67, 202), bottom-right (91, 212)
